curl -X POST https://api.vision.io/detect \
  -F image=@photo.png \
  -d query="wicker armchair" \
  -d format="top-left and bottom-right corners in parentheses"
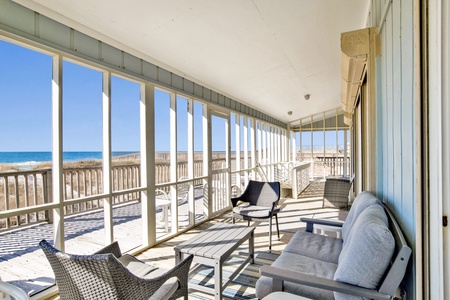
top-left (39, 240), bottom-right (193, 300)
top-left (231, 180), bottom-right (281, 251)
top-left (322, 174), bottom-right (355, 209)
top-left (0, 282), bottom-right (30, 300)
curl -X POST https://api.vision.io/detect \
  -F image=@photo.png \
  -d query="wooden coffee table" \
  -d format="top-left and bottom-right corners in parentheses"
top-left (174, 223), bottom-right (255, 299)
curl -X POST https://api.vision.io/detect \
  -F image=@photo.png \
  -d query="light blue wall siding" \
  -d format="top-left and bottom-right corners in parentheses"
top-left (376, 0), bottom-right (416, 252)
top-left (370, 0), bottom-right (416, 298)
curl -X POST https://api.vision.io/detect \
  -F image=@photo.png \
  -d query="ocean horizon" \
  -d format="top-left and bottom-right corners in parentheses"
top-left (0, 151), bottom-right (139, 164)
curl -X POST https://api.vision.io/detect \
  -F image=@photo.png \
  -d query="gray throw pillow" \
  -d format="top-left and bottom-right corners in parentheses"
top-left (342, 191), bottom-right (382, 242)
top-left (334, 204), bottom-right (394, 299)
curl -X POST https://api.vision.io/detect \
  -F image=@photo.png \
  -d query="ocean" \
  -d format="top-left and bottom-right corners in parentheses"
top-left (0, 151), bottom-right (139, 164)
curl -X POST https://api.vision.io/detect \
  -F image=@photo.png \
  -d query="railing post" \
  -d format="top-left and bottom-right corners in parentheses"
top-left (292, 167), bottom-right (298, 199)
top-left (45, 169), bottom-right (54, 224)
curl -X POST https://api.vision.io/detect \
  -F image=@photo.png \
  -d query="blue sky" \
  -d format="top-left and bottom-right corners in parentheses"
top-left (0, 41), bottom-right (52, 151)
top-left (0, 39), bottom-right (345, 153)
top-left (0, 40), bottom-right (197, 152)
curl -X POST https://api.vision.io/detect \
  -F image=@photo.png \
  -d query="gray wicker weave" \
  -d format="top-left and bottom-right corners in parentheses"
top-left (39, 239), bottom-right (193, 300)
top-left (322, 175), bottom-right (354, 209)
top-left (231, 180), bottom-right (281, 251)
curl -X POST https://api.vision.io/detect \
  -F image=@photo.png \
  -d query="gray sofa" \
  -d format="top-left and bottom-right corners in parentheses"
top-left (255, 191), bottom-right (411, 300)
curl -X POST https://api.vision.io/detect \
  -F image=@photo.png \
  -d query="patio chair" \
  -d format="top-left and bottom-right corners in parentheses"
top-left (0, 282), bottom-right (30, 300)
top-left (322, 174), bottom-right (355, 209)
top-left (39, 240), bottom-right (193, 300)
top-left (155, 189), bottom-right (172, 232)
top-left (158, 177), bottom-right (190, 205)
top-left (176, 176), bottom-right (190, 205)
top-left (231, 180), bottom-right (281, 251)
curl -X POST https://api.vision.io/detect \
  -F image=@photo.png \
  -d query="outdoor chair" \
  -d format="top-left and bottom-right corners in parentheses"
top-left (0, 281), bottom-right (30, 300)
top-left (157, 177), bottom-right (190, 205)
top-left (39, 240), bottom-right (193, 300)
top-left (231, 180), bottom-right (281, 251)
top-left (322, 174), bottom-right (355, 209)
top-left (155, 189), bottom-right (172, 232)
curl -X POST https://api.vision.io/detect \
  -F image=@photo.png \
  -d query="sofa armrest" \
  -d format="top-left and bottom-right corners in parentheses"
top-left (259, 265), bottom-right (390, 300)
top-left (300, 217), bottom-right (344, 233)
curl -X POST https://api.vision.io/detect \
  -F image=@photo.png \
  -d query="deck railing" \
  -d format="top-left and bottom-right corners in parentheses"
top-left (0, 156), bottom-right (343, 231)
top-left (62, 164), bottom-right (142, 215)
top-left (0, 158), bottom-right (226, 231)
top-left (308, 156), bottom-right (350, 178)
top-left (0, 169), bottom-right (51, 229)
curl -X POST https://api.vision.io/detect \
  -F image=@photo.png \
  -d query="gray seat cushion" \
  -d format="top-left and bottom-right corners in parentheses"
top-left (119, 254), bottom-right (179, 300)
top-left (342, 191), bottom-right (382, 242)
top-left (256, 252), bottom-right (337, 300)
top-left (334, 204), bottom-right (394, 300)
top-left (148, 277), bottom-right (179, 300)
top-left (118, 254), bottom-right (158, 277)
top-left (283, 231), bottom-right (343, 264)
top-left (233, 205), bottom-right (279, 219)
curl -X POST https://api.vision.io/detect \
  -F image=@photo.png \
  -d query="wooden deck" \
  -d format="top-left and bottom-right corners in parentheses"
top-left (0, 180), bottom-right (349, 299)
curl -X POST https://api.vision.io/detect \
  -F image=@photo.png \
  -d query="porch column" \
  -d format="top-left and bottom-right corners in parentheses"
top-left (187, 98), bottom-right (195, 225)
top-left (102, 71), bottom-right (113, 245)
top-left (51, 55), bottom-right (64, 251)
top-left (170, 93), bottom-right (178, 233)
top-left (141, 83), bottom-right (156, 246)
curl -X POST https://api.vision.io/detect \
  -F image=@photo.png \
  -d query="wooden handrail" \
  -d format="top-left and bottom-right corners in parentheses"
top-left (0, 156), bottom-right (342, 231)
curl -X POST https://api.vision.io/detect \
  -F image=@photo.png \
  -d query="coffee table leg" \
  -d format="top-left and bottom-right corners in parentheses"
top-left (215, 260), bottom-right (223, 300)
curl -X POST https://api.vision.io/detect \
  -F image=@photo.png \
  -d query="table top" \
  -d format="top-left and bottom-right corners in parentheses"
top-left (174, 223), bottom-right (254, 260)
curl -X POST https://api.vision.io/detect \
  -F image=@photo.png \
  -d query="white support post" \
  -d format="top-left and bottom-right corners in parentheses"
top-left (235, 115), bottom-right (241, 190)
top-left (51, 55), bottom-right (64, 251)
top-left (323, 112), bottom-right (326, 176)
top-left (102, 71), bottom-right (113, 245)
top-left (274, 127), bottom-right (278, 178)
top-left (291, 125), bottom-right (297, 162)
top-left (262, 123), bottom-right (266, 165)
top-left (272, 126), bottom-right (275, 164)
top-left (187, 98), bottom-right (195, 225)
top-left (277, 128), bottom-right (281, 163)
top-left (266, 125), bottom-right (270, 179)
top-left (262, 123), bottom-right (267, 179)
top-left (170, 93), bottom-right (178, 233)
top-left (262, 123), bottom-right (267, 178)
top-left (203, 106), bottom-right (211, 219)
top-left (268, 126), bottom-right (273, 180)
top-left (310, 116), bottom-right (314, 177)
top-left (344, 129), bottom-right (348, 177)
top-left (257, 121), bottom-right (262, 164)
top-left (140, 83), bottom-right (156, 247)
top-left (280, 128), bottom-right (284, 162)
top-left (250, 118), bottom-right (256, 180)
top-left (243, 116), bottom-right (249, 185)
top-left (300, 118), bottom-right (303, 161)
top-left (272, 127), bottom-right (276, 169)
top-left (281, 125), bottom-right (291, 161)
top-left (335, 108), bottom-right (339, 157)
top-left (226, 114), bottom-right (231, 206)
top-left (292, 168), bottom-right (298, 199)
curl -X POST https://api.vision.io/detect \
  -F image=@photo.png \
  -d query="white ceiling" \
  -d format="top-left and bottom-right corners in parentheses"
top-left (16, 0), bottom-right (369, 124)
